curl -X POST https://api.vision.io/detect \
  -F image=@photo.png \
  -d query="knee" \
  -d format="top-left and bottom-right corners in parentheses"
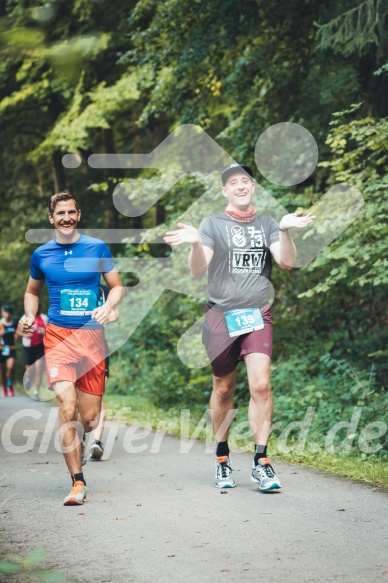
top-left (213, 378), bottom-right (235, 402)
top-left (59, 399), bottom-right (78, 422)
top-left (82, 408), bottom-right (100, 429)
top-left (250, 379), bottom-right (271, 400)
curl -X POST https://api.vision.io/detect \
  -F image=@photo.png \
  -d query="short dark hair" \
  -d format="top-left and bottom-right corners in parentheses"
top-left (48, 191), bottom-right (80, 214)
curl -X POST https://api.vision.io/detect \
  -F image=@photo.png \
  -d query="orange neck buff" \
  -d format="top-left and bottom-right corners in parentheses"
top-left (225, 204), bottom-right (255, 223)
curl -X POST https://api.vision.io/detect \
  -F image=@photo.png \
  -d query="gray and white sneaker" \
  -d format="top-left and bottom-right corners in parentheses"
top-left (215, 456), bottom-right (236, 488)
top-left (89, 440), bottom-right (104, 461)
top-left (251, 458), bottom-right (281, 491)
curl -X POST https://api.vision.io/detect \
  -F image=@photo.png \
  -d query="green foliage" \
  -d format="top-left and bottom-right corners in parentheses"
top-left (30, 71), bottom-right (141, 161)
top-left (271, 353), bottom-right (387, 450)
top-left (315, 0), bottom-right (388, 57)
top-left (109, 291), bottom-right (209, 408)
top-left (309, 112), bottom-right (388, 290)
top-left (0, 545), bottom-right (67, 582)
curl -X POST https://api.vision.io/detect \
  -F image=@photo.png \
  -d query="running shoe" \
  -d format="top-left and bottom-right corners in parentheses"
top-left (33, 391), bottom-right (39, 400)
top-left (8, 386), bottom-right (15, 397)
top-left (251, 458), bottom-right (281, 491)
top-left (215, 456), bottom-right (236, 488)
top-left (89, 440), bottom-right (104, 461)
top-left (63, 481), bottom-right (87, 506)
top-left (2, 386), bottom-right (7, 397)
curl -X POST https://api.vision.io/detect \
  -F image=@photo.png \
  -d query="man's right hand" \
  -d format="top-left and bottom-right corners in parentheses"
top-left (19, 315), bottom-right (35, 335)
top-left (164, 223), bottom-right (201, 246)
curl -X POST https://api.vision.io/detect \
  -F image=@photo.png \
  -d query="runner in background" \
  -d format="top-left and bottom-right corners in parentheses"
top-left (22, 305), bottom-right (48, 400)
top-left (0, 305), bottom-right (19, 397)
top-left (0, 317), bottom-right (4, 394)
top-left (22, 334), bottom-right (31, 389)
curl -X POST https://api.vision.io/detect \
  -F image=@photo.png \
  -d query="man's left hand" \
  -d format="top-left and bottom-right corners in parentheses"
top-left (279, 210), bottom-right (315, 231)
top-left (91, 303), bottom-right (113, 325)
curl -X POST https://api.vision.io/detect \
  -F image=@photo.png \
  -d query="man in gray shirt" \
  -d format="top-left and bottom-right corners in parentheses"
top-left (165, 164), bottom-right (314, 491)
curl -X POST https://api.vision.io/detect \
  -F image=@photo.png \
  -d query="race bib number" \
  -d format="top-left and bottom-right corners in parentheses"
top-left (224, 307), bottom-right (264, 337)
top-left (60, 289), bottom-right (97, 316)
top-left (1, 345), bottom-right (11, 357)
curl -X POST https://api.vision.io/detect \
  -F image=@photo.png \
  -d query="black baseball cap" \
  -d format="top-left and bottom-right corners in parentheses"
top-left (1, 304), bottom-right (12, 312)
top-left (221, 164), bottom-right (254, 186)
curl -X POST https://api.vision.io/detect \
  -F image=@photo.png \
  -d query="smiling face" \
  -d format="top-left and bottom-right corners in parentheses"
top-left (48, 199), bottom-right (81, 243)
top-left (222, 172), bottom-right (255, 211)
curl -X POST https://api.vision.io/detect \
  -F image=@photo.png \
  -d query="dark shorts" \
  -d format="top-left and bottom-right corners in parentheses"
top-left (24, 343), bottom-right (45, 366)
top-left (0, 348), bottom-right (16, 363)
top-left (203, 304), bottom-right (273, 377)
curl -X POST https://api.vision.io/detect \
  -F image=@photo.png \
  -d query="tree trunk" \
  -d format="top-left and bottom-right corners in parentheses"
top-left (52, 151), bottom-right (66, 192)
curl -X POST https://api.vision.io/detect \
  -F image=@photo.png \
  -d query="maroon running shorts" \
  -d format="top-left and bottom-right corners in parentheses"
top-left (203, 304), bottom-right (273, 377)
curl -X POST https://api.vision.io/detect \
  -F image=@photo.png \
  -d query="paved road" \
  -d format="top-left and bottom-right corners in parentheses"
top-left (0, 394), bottom-right (387, 583)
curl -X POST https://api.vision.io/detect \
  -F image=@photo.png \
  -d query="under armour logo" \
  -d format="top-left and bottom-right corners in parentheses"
top-left (64, 250), bottom-right (73, 256)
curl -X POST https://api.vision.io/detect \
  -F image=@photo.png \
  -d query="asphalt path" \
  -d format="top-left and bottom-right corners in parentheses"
top-left (0, 394), bottom-right (387, 583)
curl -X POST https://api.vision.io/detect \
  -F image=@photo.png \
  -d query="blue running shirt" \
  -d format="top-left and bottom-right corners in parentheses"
top-left (30, 234), bottom-right (115, 329)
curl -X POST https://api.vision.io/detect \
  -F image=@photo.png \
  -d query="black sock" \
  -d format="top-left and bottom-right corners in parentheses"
top-left (254, 444), bottom-right (268, 466)
top-left (72, 473), bottom-right (86, 485)
top-left (216, 441), bottom-right (229, 457)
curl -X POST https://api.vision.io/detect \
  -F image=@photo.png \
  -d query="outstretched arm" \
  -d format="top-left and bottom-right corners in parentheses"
top-left (164, 223), bottom-right (214, 279)
top-left (270, 211), bottom-right (315, 270)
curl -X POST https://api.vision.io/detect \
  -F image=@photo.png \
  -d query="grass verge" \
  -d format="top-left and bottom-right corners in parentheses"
top-left (103, 393), bottom-right (388, 488)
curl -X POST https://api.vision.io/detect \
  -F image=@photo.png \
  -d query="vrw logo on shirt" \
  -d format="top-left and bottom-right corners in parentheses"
top-left (229, 224), bottom-right (266, 273)
top-left (232, 251), bottom-right (264, 273)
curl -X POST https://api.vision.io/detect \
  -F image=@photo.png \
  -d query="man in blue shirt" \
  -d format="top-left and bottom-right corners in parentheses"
top-left (19, 191), bottom-right (124, 506)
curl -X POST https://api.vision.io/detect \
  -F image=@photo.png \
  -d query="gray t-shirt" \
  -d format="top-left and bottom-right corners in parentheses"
top-left (199, 214), bottom-right (279, 311)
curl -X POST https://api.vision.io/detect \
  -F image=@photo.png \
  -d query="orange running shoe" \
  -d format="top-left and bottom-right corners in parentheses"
top-left (63, 481), bottom-right (87, 506)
